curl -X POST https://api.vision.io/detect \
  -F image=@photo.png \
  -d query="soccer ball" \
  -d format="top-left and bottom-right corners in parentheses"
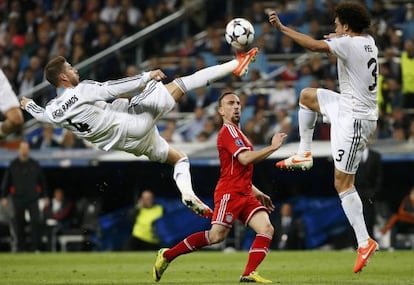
top-left (224, 18), bottom-right (255, 50)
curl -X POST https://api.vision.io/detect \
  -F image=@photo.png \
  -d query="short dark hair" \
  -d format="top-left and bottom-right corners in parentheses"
top-left (44, 56), bottom-right (67, 86)
top-left (218, 91), bottom-right (238, 107)
top-left (335, 2), bottom-right (371, 34)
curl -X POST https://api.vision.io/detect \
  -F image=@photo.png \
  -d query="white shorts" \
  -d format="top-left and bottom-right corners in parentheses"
top-left (317, 88), bottom-right (377, 174)
top-left (113, 80), bottom-right (175, 163)
top-left (0, 69), bottom-right (19, 113)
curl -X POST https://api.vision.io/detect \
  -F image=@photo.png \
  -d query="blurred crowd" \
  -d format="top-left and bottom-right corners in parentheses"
top-left (1, 0), bottom-right (414, 148)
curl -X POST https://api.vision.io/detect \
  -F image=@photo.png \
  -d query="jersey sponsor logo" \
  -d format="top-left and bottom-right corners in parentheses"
top-left (235, 138), bottom-right (244, 147)
top-left (52, 95), bottom-right (79, 119)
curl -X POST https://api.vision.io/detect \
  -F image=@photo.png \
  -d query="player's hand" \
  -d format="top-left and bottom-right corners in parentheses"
top-left (256, 192), bottom-right (275, 212)
top-left (267, 10), bottom-right (283, 30)
top-left (20, 97), bottom-right (33, 110)
top-left (270, 132), bottom-right (287, 150)
top-left (149, 69), bottom-right (167, 81)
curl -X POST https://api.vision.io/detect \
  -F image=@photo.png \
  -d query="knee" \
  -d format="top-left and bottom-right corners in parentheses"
top-left (10, 115), bottom-right (24, 128)
top-left (299, 88), bottom-right (316, 106)
top-left (263, 223), bottom-right (274, 237)
top-left (208, 231), bottom-right (227, 244)
top-left (7, 109), bottom-right (24, 127)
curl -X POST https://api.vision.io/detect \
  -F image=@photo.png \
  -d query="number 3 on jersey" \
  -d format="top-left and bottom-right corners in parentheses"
top-left (367, 58), bottom-right (377, 91)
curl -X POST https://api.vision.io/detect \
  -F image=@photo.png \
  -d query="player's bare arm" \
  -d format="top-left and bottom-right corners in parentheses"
top-left (268, 10), bottom-right (330, 53)
top-left (237, 132), bottom-right (287, 165)
top-left (252, 185), bottom-right (275, 212)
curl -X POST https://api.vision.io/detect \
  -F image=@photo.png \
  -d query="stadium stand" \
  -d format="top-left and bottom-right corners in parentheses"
top-left (0, 0), bottom-right (414, 251)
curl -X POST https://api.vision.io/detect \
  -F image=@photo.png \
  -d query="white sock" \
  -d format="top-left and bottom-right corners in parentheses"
top-left (173, 60), bottom-right (238, 93)
top-left (339, 188), bottom-right (369, 248)
top-left (297, 104), bottom-right (317, 155)
top-left (173, 157), bottom-right (195, 197)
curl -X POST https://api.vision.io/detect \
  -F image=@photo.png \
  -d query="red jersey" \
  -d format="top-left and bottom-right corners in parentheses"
top-left (215, 123), bottom-right (254, 196)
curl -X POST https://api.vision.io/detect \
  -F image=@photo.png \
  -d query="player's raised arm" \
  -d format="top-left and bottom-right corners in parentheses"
top-left (237, 132), bottom-right (287, 165)
top-left (267, 10), bottom-right (330, 53)
top-left (100, 69), bottom-right (167, 99)
top-left (21, 97), bottom-right (53, 124)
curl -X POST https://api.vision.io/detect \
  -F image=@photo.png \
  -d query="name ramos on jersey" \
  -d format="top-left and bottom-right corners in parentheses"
top-left (52, 95), bottom-right (78, 119)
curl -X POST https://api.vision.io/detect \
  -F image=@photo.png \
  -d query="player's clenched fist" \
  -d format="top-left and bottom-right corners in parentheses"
top-left (20, 97), bottom-right (33, 110)
top-left (149, 69), bottom-right (167, 81)
top-left (267, 10), bottom-right (282, 30)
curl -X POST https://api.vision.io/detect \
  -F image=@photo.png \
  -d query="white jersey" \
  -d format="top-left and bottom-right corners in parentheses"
top-left (25, 72), bottom-right (152, 151)
top-left (325, 34), bottom-right (378, 120)
top-left (0, 69), bottom-right (19, 113)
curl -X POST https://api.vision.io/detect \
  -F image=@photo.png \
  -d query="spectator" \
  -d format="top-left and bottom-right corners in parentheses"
top-left (381, 185), bottom-right (414, 235)
top-left (193, 87), bottom-right (213, 109)
top-left (174, 57), bottom-right (195, 78)
top-left (120, 0), bottom-right (142, 27)
top-left (125, 190), bottom-right (163, 251)
top-left (184, 106), bottom-right (207, 142)
top-left (161, 119), bottom-right (183, 143)
top-left (259, 22), bottom-right (278, 53)
top-left (30, 124), bottom-right (61, 150)
top-left (196, 117), bottom-right (217, 142)
top-left (43, 188), bottom-right (73, 226)
top-left (43, 187), bottom-right (74, 250)
top-left (100, 0), bottom-right (121, 24)
top-left (408, 119), bottom-right (414, 144)
top-left (125, 65), bottom-right (139, 77)
top-left (280, 60), bottom-right (299, 84)
top-left (61, 130), bottom-right (88, 149)
top-left (277, 203), bottom-right (293, 250)
top-left (177, 92), bottom-right (196, 113)
top-left (239, 91), bottom-right (254, 129)
top-left (400, 39), bottom-right (414, 109)
top-left (1, 141), bottom-right (48, 252)
top-left (268, 78), bottom-right (297, 113)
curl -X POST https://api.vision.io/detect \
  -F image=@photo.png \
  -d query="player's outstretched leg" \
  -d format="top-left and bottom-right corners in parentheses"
top-left (182, 194), bottom-right (213, 219)
top-left (233, 47), bottom-right (259, 77)
top-left (353, 238), bottom-right (379, 273)
top-left (153, 248), bottom-right (170, 282)
top-left (171, 47), bottom-right (259, 99)
top-left (275, 151), bottom-right (313, 170)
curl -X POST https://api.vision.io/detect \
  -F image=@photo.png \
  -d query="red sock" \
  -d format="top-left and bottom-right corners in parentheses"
top-left (242, 234), bottom-right (272, 276)
top-left (164, 231), bottom-right (210, 261)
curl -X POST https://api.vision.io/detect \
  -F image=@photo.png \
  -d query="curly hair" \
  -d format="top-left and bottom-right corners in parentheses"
top-left (334, 2), bottom-right (371, 34)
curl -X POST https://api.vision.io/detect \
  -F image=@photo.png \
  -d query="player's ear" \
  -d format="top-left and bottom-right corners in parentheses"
top-left (58, 72), bottom-right (67, 82)
top-left (218, 106), bottom-right (224, 116)
top-left (344, 24), bottom-right (349, 33)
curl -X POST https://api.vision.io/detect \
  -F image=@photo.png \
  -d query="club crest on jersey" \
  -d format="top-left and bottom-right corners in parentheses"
top-left (225, 213), bottom-right (234, 223)
top-left (235, 138), bottom-right (244, 147)
top-left (52, 109), bottom-right (64, 118)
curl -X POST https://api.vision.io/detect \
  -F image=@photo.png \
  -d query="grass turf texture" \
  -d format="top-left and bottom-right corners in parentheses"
top-left (0, 250), bottom-right (413, 284)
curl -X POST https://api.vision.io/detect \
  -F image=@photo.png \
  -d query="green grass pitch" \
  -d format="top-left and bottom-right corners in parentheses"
top-left (1, 250), bottom-right (413, 284)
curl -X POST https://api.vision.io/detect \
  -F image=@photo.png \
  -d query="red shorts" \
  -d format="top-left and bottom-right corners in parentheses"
top-left (212, 192), bottom-right (266, 228)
